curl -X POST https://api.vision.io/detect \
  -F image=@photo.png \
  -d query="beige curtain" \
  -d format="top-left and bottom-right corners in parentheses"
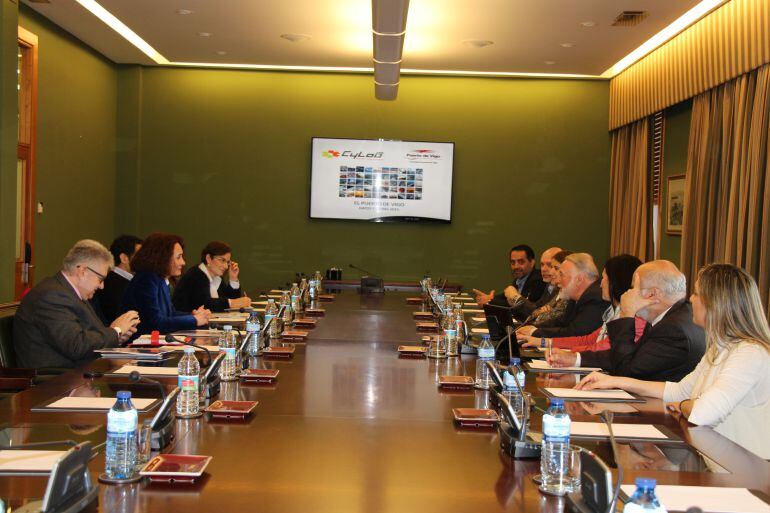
top-left (609, 117), bottom-right (650, 260)
top-left (681, 63), bottom-right (770, 316)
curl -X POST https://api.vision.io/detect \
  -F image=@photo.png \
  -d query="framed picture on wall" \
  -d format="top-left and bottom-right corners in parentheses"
top-left (666, 174), bottom-right (686, 235)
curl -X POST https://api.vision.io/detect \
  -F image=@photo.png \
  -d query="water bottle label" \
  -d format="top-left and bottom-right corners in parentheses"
top-left (542, 416), bottom-right (571, 443)
top-left (478, 347), bottom-right (495, 358)
top-left (246, 322), bottom-right (259, 333)
top-left (222, 347), bottom-right (236, 360)
top-left (107, 410), bottom-right (138, 434)
top-left (178, 374), bottom-right (199, 392)
top-left (265, 314), bottom-right (275, 325)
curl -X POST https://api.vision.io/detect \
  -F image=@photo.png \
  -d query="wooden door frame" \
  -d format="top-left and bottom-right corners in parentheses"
top-left (16, 27), bottom-right (38, 298)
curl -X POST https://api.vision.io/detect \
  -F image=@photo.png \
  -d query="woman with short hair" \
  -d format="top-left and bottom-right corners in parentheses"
top-left (172, 241), bottom-right (252, 312)
top-left (576, 263), bottom-right (770, 458)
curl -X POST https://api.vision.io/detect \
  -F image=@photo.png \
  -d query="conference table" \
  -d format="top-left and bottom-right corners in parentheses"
top-left (0, 291), bottom-right (768, 512)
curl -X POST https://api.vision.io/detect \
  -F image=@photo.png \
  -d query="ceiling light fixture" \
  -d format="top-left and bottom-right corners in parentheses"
top-left (462, 39), bottom-right (494, 48)
top-left (198, 32), bottom-right (212, 37)
top-left (602, 0), bottom-right (727, 77)
top-left (372, 0), bottom-right (410, 101)
top-left (280, 33), bottom-right (312, 43)
top-left (72, 0), bottom-right (169, 64)
top-left (544, 61), bottom-right (556, 65)
top-left (580, 21), bottom-right (596, 27)
top-left (175, 9), bottom-right (193, 15)
top-left (216, 51), bottom-right (227, 56)
top-left (560, 42), bottom-right (575, 48)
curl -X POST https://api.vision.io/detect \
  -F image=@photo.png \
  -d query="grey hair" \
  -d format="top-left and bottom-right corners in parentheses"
top-left (62, 239), bottom-right (114, 272)
top-left (564, 253), bottom-right (599, 280)
top-left (638, 260), bottom-right (687, 300)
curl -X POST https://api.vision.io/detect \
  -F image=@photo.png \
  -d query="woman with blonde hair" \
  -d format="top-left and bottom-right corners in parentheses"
top-left (576, 263), bottom-right (770, 458)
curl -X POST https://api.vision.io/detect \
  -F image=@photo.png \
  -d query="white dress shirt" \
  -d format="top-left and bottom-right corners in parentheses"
top-left (198, 263), bottom-right (239, 299)
top-left (663, 341), bottom-right (770, 458)
top-left (112, 267), bottom-right (133, 281)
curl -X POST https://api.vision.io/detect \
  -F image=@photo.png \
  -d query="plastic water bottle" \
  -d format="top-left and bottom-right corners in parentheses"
top-left (105, 391), bottom-right (138, 479)
top-left (281, 291), bottom-right (293, 324)
top-left (313, 270), bottom-right (324, 294)
top-left (218, 325), bottom-right (238, 381)
top-left (300, 278), bottom-right (309, 309)
top-left (176, 347), bottom-right (200, 417)
top-left (265, 299), bottom-right (280, 338)
top-left (246, 311), bottom-right (262, 356)
top-left (290, 283), bottom-right (301, 315)
top-left (309, 277), bottom-right (317, 301)
top-left (624, 478), bottom-right (667, 513)
top-left (475, 335), bottom-right (496, 389)
top-left (503, 357), bottom-right (526, 418)
top-left (540, 398), bottom-right (572, 495)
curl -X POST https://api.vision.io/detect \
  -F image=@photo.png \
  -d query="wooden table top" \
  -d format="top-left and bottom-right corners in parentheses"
top-left (0, 292), bottom-right (768, 512)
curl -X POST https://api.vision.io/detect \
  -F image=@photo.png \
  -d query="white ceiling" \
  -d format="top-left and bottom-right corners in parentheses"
top-left (22, 0), bottom-right (702, 76)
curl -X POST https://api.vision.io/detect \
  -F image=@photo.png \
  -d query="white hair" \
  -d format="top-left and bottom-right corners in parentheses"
top-left (564, 253), bottom-right (599, 280)
top-left (638, 261), bottom-right (687, 300)
top-left (62, 239), bottom-right (114, 272)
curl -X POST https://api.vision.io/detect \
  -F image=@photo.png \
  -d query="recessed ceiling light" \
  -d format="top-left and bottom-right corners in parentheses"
top-left (280, 33), bottom-right (312, 43)
top-left (544, 60), bottom-right (556, 65)
top-left (198, 32), bottom-right (212, 37)
top-left (560, 42), bottom-right (575, 48)
top-left (462, 39), bottom-right (494, 48)
top-left (216, 51), bottom-right (227, 56)
top-left (175, 9), bottom-right (193, 15)
top-left (580, 21), bottom-right (596, 27)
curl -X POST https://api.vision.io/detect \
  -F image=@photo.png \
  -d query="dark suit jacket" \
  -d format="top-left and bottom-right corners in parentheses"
top-left (490, 268), bottom-right (547, 308)
top-left (91, 270), bottom-right (130, 324)
top-left (13, 272), bottom-right (120, 369)
top-left (580, 300), bottom-right (706, 382)
top-left (121, 271), bottom-right (197, 337)
top-left (172, 266), bottom-right (242, 313)
top-left (510, 284), bottom-right (559, 321)
top-left (531, 280), bottom-right (609, 338)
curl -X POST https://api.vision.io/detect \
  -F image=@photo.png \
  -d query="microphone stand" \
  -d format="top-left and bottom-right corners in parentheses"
top-left (129, 371), bottom-right (184, 446)
top-left (166, 334), bottom-right (212, 368)
top-left (600, 410), bottom-right (623, 513)
top-left (494, 360), bottom-right (541, 459)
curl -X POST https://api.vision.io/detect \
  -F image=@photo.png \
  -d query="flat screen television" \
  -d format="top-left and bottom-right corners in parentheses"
top-left (309, 137), bottom-right (454, 222)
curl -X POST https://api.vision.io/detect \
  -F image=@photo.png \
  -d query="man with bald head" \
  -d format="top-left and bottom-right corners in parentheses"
top-left (503, 247), bottom-right (562, 320)
top-left (549, 260), bottom-right (706, 382)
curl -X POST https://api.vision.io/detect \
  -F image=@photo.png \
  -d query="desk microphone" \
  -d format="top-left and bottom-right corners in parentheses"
top-left (600, 409), bottom-right (623, 513)
top-left (165, 334), bottom-right (212, 368)
top-left (349, 263), bottom-right (378, 277)
top-left (128, 370), bottom-right (167, 402)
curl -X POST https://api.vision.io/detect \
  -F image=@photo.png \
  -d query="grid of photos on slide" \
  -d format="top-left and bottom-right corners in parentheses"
top-left (338, 166), bottom-right (423, 200)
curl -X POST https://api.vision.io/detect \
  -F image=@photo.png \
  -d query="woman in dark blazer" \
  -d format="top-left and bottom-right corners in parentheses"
top-left (172, 241), bottom-right (252, 313)
top-left (121, 233), bottom-right (211, 336)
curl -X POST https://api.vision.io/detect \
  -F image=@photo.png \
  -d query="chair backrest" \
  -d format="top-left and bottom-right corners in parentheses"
top-left (0, 302), bottom-right (20, 368)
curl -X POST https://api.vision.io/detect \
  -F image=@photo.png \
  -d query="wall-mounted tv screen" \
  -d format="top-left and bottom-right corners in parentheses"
top-left (310, 137), bottom-right (454, 222)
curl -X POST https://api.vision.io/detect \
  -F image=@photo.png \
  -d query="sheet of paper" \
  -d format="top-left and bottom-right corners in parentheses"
top-left (463, 308), bottom-right (483, 314)
top-left (173, 330), bottom-right (224, 338)
top-left (571, 422), bottom-right (667, 439)
top-left (113, 365), bottom-right (179, 376)
top-left (620, 485), bottom-right (770, 513)
top-left (46, 396), bottom-right (157, 410)
top-left (251, 301), bottom-right (269, 306)
top-left (471, 317), bottom-right (486, 323)
top-left (270, 289), bottom-right (289, 293)
top-left (0, 450), bottom-right (66, 472)
top-left (209, 316), bottom-right (248, 323)
top-left (545, 387), bottom-right (636, 400)
top-left (527, 359), bottom-right (601, 372)
top-left (471, 328), bottom-right (489, 334)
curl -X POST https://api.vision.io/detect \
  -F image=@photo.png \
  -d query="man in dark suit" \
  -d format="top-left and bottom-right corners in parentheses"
top-left (91, 234), bottom-right (142, 324)
top-left (502, 246), bottom-right (562, 321)
top-left (473, 244), bottom-right (547, 308)
top-left (518, 252), bottom-right (609, 338)
top-left (549, 260), bottom-right (706, 382)
top-left (14, 240), bottom-right (141, 369)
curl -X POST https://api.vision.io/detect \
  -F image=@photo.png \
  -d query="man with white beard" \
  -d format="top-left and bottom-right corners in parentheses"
top-left (548, 260), bottom-right (706, 382)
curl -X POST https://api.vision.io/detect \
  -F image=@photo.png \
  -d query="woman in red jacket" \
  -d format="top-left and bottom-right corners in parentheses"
top-left (519, 254), bottom-right (645, 352)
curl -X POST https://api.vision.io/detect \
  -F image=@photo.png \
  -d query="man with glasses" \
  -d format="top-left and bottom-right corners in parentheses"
top-left (14, 239), bottom-right (141, 369)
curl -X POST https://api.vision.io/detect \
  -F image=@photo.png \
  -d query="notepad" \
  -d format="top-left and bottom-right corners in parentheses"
top-left (471, 328), bottom-right (489, 334)
top-left (0, 450), bottom-right (66, 473)
top-left (463, 308), bottom-right (483, 314)
top-left (113, 365), bottom-right (179, 376)
top-left (527, 359), bottom-right (602, 372)
top-left (545, 387), bottom-right (636, 400)
top-left (620, 485), bottom-right (770, 513)
top-left (471, 316), bottom-right (486, 323)
top-left (571, 422), bottom-right (668, 440)
top-left (45, 396), bottom-right (157, 410)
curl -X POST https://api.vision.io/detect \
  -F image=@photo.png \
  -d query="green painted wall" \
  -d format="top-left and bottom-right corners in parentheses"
top-left (0, 0), bottom-right (19, 300)
top-left (19, 6), bottom-right (118, 281)
top-left (660, 99), bottom-right (692, 265)
top-left (118, 68), bottom-right (611, 291)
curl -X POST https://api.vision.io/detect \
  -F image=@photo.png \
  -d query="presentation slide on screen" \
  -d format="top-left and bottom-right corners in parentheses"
top-left (310, 138), bottom-right (454, 222)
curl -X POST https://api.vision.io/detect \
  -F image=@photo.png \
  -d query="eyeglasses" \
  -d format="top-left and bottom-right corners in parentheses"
top-left (84, 266), bottom-right (107, 283)
top-left (213, 256), bottom-right (231, 266)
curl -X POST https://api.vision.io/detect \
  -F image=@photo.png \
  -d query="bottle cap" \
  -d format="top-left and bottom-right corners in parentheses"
top-left (184, 346), bottom-right (195, 354)
top-left (509, 357), bottom-right (521, 365)
top-left (549, 398), bottom-right (564, 407)
top-left (223, 325), bottom-right (232, 331)
top-left (117, 391), bottom-right (132, 400)
top-left (635, 477), bottom-right (656, 489)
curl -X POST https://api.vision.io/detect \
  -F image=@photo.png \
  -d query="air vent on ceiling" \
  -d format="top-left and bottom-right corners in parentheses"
top-left (612, 11), bottom-right (648, 27)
